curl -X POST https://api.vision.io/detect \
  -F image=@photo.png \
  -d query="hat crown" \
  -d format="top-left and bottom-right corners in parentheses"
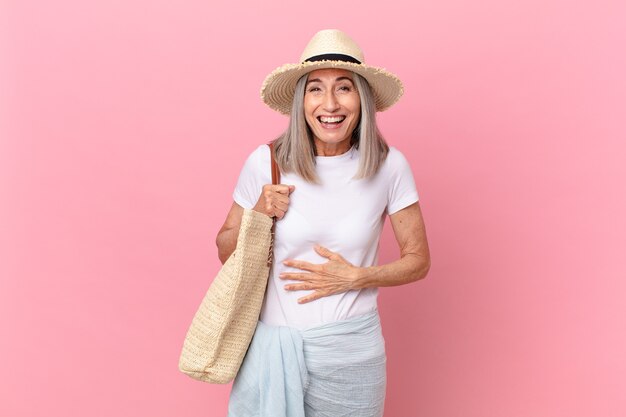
top-left (299, 29), bottom-right (365, 64)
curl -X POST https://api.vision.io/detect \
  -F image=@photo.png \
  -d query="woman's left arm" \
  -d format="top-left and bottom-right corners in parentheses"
top-left (281, 202), bottom-right (430, 303)
top-left (358, 201), bottom-right (431, 287)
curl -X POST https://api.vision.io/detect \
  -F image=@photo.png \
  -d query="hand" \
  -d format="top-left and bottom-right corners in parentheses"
top-left (280, 245), bottom-right (362, 304)
top-left (253, 184), bottom-right (295, 219)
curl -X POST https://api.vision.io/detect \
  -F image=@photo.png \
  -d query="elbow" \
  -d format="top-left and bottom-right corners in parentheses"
top-left (217, 248), bottom-right (227, 265)
top-left (215, 235), bottom-right (227, 265)
top-left (420, 257), bottom-right (431, 280)
top-left (215, 229), bottom-right (236, 265)
top-left (410, 254), bottom-right (431, 283)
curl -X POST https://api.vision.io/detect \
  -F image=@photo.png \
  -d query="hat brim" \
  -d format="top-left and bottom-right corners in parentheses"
top-left (260, 61), bottom-right (404, 115)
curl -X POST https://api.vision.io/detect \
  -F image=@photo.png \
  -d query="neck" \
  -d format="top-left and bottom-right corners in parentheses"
top-left (314, 139), bottom-right (351, 156)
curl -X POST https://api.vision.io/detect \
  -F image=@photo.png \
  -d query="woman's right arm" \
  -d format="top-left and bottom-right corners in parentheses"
top-left (216, 184), bottom-right (295, 264)
top-left (216, 202), bottom-right (245, 264)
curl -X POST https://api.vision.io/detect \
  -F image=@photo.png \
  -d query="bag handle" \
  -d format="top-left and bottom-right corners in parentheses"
top-left (267, 142), bottom-right (280, 266)
top-left (269, 142), bottom-right (281, 186)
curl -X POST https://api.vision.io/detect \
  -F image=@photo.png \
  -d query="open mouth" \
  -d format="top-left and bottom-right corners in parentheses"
top-left (317, 115), bottom-right (346, 129)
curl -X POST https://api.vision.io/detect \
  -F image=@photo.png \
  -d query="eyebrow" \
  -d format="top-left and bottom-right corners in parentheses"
top-left (306, 76), bottom-right (354, 85)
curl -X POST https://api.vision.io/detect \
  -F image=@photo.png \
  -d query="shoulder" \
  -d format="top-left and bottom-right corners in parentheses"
top-left (240, 143), bottom-right (271, 172)
top-left (248, 143), bottom-right (271, 163)
top-left (233, 143), bottom-right (272, 207)
top-left (380, 146), bottom-right (413, 175)
top-left (386, 146), bottom-right (410, 164)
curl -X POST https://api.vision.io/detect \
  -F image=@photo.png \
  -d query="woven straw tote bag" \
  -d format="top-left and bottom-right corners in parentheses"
top-left (178, 143), bottom-right (279, 384)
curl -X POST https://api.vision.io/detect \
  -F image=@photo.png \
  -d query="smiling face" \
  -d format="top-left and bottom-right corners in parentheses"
top-left (303, 68), bottom-right (361, 155)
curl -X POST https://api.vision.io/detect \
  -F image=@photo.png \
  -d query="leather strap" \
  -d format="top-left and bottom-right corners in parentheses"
top-left (269, 142), bottom-right (280, 186)
top-left (267, 142), bottom-right (280, 266)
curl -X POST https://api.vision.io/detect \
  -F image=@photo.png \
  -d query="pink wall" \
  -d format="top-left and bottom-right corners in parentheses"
top-left (1, 1), bottom-right (624, 416)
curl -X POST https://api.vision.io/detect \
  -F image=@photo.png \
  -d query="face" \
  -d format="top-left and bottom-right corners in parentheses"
top-left (303, 68), bottom-right (361, 152)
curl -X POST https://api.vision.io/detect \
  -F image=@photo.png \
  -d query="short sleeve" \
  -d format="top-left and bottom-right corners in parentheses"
top-left (233, 145), bottom-right (272, 209)
top-left (386, 147), bottom-right (420, 215)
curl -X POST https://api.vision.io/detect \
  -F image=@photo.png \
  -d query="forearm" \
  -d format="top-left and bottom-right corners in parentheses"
top-left (281, 243), bottom-right (430, 304)
top-left (355, 253), bottom-right (430, 289)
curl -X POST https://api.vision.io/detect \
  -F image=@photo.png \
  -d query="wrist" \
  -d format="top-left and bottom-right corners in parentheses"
top-left (251, 204), bottom-right (272, 218)
top-left (354, 265), bottom-right (376, 290)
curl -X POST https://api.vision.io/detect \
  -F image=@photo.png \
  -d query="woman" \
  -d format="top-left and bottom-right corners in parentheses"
top-left (217, 29), bottom-right (430, 417)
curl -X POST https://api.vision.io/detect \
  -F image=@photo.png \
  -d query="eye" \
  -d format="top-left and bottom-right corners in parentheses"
top-left (337, 85), bottom-right (353, 92)
top-left (307, 86), bottom-right (322, 93)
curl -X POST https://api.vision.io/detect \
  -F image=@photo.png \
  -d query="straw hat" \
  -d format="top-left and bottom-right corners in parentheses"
top-left (260, 29), bottom-right (404, 115)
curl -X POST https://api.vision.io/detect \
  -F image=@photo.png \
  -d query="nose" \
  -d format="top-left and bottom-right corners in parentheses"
top-left (322, 90), bottom-right (340, 112)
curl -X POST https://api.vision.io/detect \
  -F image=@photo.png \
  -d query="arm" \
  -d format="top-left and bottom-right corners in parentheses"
top-left (357, 201), bottom-right (430, 288)
top-left (216, 202), bottom-right (244, 264)
top-left (281, 201), bottom-right (431, 303)
top-left (216, 184), bottom-right (296, 264)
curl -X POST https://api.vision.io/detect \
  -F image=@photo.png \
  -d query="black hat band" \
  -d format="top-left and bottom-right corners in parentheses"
top-left (303, 53), bottom-right (361, 64)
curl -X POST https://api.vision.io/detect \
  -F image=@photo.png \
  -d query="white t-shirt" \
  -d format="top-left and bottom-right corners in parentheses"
top-left (233, 144), bottom-right (419, 330)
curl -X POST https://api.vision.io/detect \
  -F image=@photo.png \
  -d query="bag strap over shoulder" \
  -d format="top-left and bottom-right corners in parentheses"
top-left (269, 142), bottom-right (280, 185)
top-left (267, 142), bottom-right (280, 266)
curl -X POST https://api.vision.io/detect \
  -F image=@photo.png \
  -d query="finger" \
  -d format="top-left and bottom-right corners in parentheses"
top-left (265, 200), bottom-right (284, 215)
top-left (273, 200), bottom-right (289, 212)
top-left (261, 184), bottom-right (279, 196)
top-left (274, 193), bottom-right (290, 205)
top-left (275, 184), bottom-right (295, 195)
top-left (282, 259), bottom-right (317, 271)
top-left (279, 272), bottom-right (314, 281)
top-left (284, 282), bottom-right (316, 291)
top-left (298, 291), bottom-right (326, 304)
top-left (314, 244), bottom-right (337, 260)
top-left (274, 208), bottom-right (286, 219)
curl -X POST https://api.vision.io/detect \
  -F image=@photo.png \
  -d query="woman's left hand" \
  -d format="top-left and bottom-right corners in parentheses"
top-left (280, 245), bottom-right (363, 304)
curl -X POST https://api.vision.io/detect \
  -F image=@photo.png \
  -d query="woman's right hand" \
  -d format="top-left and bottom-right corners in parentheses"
top-left (252, 184), bottom-right (295, 219)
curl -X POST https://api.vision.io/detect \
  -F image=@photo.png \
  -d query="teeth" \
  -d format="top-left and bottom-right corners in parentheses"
top-left (319, 116), bottom-right (345, 123)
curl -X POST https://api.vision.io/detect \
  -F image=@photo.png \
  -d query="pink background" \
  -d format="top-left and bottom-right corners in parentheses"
top-left (1, 0), bottom-right (625, 416)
